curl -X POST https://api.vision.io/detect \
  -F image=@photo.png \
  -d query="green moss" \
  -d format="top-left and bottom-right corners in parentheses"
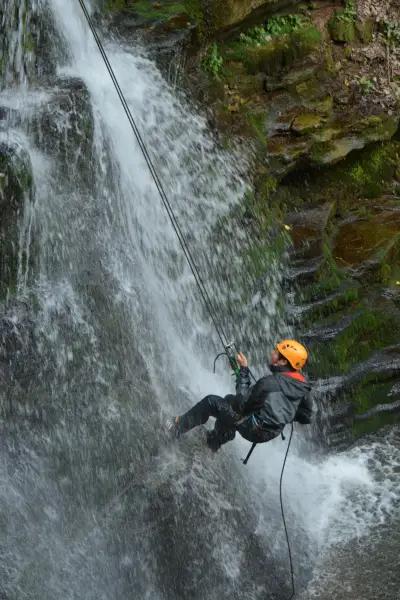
top-left (292, 112), bottom-right (325, 134)
top-left (318, 240), bottom-right (345, 288)
top-left (202, 43), bottom-right (223, 78)
top-left (309, 114), bottom-right (398, 167)
top-left (329, 17), bottom-right (356, 43)
top-left (240, 14), bottom-right (308, 45)
top-left (304, 284), bottom-right (359, 324)
top-left (105, 0), bottom-right (191, 20)
top-left (346, 142), bottom-right (397, 197)
top-left (134, 1), bottom-right (187, 19)
top-left (376, 234), bottom-right (400, 283)
top-left (244, 228), bottom-right (289, 279)
top-left (311, 308), bottom-right (400, 378)
top-left (328, 0), bottom-right (357, 43)
top-left (228, 24), bottom-right (321, 77)
top-left (356, 19), bottom-right (374, 43)
top-left (105, 0), bottom-right (127, 12)
top-left (353, 411), bottom-right (400, 438)
top-left (259, 175), bottom-right (278, 202)
top-left (281, 141), bottom-right (399, 213)
top-left (352, 380), bottom-right (396, 415)
top-left (246, 111), bottom-right (267, 146)
top-left (184, 0), bottom-right (203, 25)
top-left (383, 21), bottom-right (400, 49)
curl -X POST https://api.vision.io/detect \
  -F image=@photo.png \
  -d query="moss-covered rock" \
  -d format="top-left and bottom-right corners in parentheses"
top-left (355, 19), bottom-right (375, 44)
top-left (309, 305), bottom-right (400, 378)
top-left (104, 0), bottom-right (307, 36)
top-left (231, 24), bottom-right (322, 77)
top-left (333, 212), bottom-right (400, 276)
top-left (203, 0), bottom-right (284, 33)
top-left (328, 0), bottom-right (357, 44)
top-left (329, 14), bottom-right (356, 44)
top-left (292, 112), bottom-right (325, 133)
top-left (310, 114), bottom-right (399, 165)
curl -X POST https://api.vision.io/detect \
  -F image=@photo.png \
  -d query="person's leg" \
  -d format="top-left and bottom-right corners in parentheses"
top-left (206, 420), bottom-right (236, 451)
top-left (177, 394), bottom-right (234, 434)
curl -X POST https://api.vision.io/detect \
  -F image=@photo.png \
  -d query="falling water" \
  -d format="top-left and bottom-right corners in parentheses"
top-left (1, 2), bottom-right (399, 599)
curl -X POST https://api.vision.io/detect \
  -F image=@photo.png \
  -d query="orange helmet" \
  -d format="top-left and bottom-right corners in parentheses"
top-left (276, 339), bottom-right (308, 371)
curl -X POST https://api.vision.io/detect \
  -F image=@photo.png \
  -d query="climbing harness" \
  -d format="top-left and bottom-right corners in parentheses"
top-left (76, 2), bottom-right (296, 597)
top-left (242, 442), bottom-right (257, 465)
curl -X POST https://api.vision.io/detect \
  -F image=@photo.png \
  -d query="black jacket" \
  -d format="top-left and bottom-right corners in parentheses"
top-left (233, 365), bottom-right (313, 432)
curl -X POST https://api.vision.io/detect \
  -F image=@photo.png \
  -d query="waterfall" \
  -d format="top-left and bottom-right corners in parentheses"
top-left (1, 2), bottom-right (399, 599)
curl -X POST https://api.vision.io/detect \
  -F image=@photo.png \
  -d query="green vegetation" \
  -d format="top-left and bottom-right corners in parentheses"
top-left (339, 0), bottom-right (357, 23)
top-left (103, 0), bottom-right (400, 442)
top-left (233, 24), bottom-right (322, 76)
top-left (353, 412), bottom-right (400, 438)
top-left (329, 0), bottom-right (357, 43)
top-left (311, 307), bottom-right (399, 377)
top-left (358, 76), bottom-right (374, 95)
top-left (353, 380), bottom-right (395, 414)
top-left (383, 21), bottom-right (400, 47)
top-left (346, 142), bottom-right (397, 198)
top-left (184, 0), bottom-right (203, 26)
top-left (105, 0), bottom-right (200, 21)
top-left (239, 15), bottom-right (307, 46)
top-left (282, 141), bottom-right (399, 210)
top-left (105, 0), bottom-right (128, 12)
top-left (132, 1), bottom-right (187, 19)
top-left (246, 112), bottom-right (267, 146)
top-left (383, 21), bottom-right (400, 81)
top-left (202, 43), bottom-right (223, 78)
top-left (265, 14), bottom-right (307, 37)
top-left (244, 228), bottom-right (289, 280)
top-left (311, 241), bottom-right (347, 297)
top-left (239, 26), bottom-right (271, 47)
top-left (259, 175), bottom-right (278, 204)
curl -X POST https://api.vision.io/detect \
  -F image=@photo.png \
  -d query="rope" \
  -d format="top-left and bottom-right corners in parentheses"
top-left (75, 3), bottom-right (296, 597)
top-left (280, 422), bottom-right (295, 600)
top-left (76, 0), bottom-right (229, 351)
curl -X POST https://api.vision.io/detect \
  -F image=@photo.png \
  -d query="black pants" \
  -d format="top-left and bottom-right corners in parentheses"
top-left (178, 394), bottom-right (279, 449)
top-left (178, 394), bottom-right (238, 434)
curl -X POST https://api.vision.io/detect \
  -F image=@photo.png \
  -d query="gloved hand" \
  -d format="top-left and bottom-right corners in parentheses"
top-left (236, 352), bottom-right (248, 368)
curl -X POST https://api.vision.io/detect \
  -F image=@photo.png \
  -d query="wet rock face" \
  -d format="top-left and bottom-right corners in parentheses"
top-left (0, 303), bottom-right (36, 392)
top-left (0, 0), bottom-right (60, 86)
top-left (201, 0), bottom-right (303, 33)
top-left (278, 141), bottom-right (400, 443)
top-left (102, 0), bottom-right (306, 51)
top-left (171, 0), bottom-right (400, 442)
top-left (189, 1), bottom-right (400, 179)
top-left (30, 77), bottom-right (95, 189)
top-left (0, 143), bottom-right (34, 299)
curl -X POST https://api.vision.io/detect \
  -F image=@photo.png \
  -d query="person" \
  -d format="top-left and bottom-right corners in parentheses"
top-left (166, 339), bottom-right (313, 452)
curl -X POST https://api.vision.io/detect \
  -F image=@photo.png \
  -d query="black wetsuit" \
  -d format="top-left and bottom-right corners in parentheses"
top-left (177, 365), bottom-right (313, 449)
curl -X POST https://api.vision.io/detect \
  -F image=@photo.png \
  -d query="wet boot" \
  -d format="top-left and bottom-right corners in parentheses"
top-left (206, 426), bottom-right (236, 452)
top-left (165, 417), bottom-right (181, 439)
top-left (206, 430), bottom-right (221, 452)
